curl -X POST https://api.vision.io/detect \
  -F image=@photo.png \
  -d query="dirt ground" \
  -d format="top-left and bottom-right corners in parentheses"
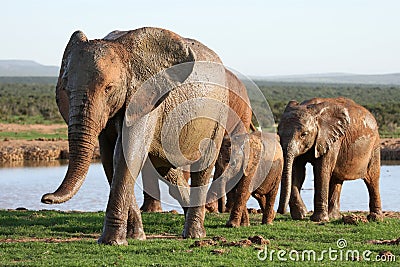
top-left (380, 138), bottom-right (400, 161)
top-left (0, 123), bottom-right (399, 162)
top-left (0, 123), bottom-right (67, 134)
top-left (0, 123), bottom-right (99, 162)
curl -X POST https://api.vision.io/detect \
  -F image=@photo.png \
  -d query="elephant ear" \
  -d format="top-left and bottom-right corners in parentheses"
top-left (314, 102), bottom-right (350, 158)
top-left (280, 100), bottom-right (299, 122)
top-left (284, 100), bottom-right (299, 112)
top-left (56, 31), bottom-right (88, 123)
top-left (243, 132), bottom-right (262, 177)
top-left (117, 27), bottom-right (197, 125)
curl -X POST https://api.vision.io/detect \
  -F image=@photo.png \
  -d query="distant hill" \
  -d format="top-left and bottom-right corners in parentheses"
top-left (0, 76), bottom-right (57, 84)
top-left (1, 59), bottom-right (399, 86)
top-left (0, 60), bottom-right (59, 77)
top-left (254, 73), bottom-right (400, 85)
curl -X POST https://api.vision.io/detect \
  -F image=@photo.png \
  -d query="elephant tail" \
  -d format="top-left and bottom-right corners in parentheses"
top-left (250, 122), bottom-right (257, 132)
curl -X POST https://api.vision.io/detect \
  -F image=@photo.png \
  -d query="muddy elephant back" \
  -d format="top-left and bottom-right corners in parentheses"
top-left (150, 79), bottom-right (229, 169)
top-left (185, 38), bottom-right (221, 63)
top-left (225, 69), bottom-right (252, 136)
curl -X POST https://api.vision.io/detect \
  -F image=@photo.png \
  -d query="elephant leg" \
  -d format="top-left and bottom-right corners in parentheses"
top-left (204, 163), bottom-right (225, 213)
top-left (99, 130), bottom-right (146, 240)
top-left (140, 159), bottom-right (162, 212)
top-left (159, 166), bottom-right (190, 209)
top-left (240, 207), bottom-right (250, 226)
top-left (126, 194), bottom-right (146, 240)
top-left (217, 195), bottom-right (226, 213)
top-left (289, 161), bottom-right (307, 220)
top-left (364, 148), bottom-right (383, 221)
top-left (328, 176), bottom-right (343, 220)
top-left (141, 192), bottom-right (162, 212)
top-left (263, 185), bottom-right (280, 225)
top-left (98, 129), bottom-right (146, 245)
top-left (182, 165), bottom-right (215, 238)
top-left (226, 176), bottom-right (251, 228)
top-left (310, 157), bottom-right (334, 222)
top-left (225, 172), bottom-right (240, 213)
top-left (214, 163), bottom-right (226, 213)
top-left (99, 131), bottom-right (115, 185)
top-left (225, 188), bottom-right (236, 212)
top-left (254, 193), bottom-right (268, 223)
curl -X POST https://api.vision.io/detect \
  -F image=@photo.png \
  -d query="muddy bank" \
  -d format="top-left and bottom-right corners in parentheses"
top-left (381, 139), bottom-right (400, 161)
top-left (0, 139), bottom-right (100, 162)
top-left (0, 138), bottom-right (399, 162)
top-left (1, 123), bottom-right (398, 161)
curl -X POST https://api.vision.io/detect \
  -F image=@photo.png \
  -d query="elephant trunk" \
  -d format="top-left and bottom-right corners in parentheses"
top-left (277, 150), bottom-right (294, 214)
top-left (41, 121), bottom-right (98, 204)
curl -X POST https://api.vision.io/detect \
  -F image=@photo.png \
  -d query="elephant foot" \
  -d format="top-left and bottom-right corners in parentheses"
top-left (98, 231), bottom-right (128, 246)
top-left (310, 211), bottom-right (329, 222)
top-left (240, 221), bottom-right (250, 227)
top-left (290, 206), bottom-right (307, 220)
top-left (262, 221), bottom-right (273, 225)
top-left (205, 201), bottom-right (219, 213)
top-left (226, 219), bottom-right (240, 228)
top-left (367, 212), bottom-right (383, 222)
top-left (328, 210), bottom-right (342, 220)
top-left (225, 203), bottom-right (234, 213)
top-left (224, 207), bottom-right (232, 213)
top-left (182, 207), bottom-right (206, 239)
top-left (98, 218), bottom-right (131, 245)
top-left (277, 206), bottom-right (287, 215)
top-left (126, 224), bottom-right (146, 240)
top-left (182, 222), bottom-right (206, 238)
top-left (140, 199), bottom-right (162, 213)
top-left (262, 215), bottom-right (275, 225)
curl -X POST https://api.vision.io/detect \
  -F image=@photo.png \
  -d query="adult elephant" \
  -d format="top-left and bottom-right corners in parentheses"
top-left (140, 67), bottom-right (254, 213)
top-left (41, 27), bottom-right (231, 244)
top-left (276, 97), bottom-right (382, 222)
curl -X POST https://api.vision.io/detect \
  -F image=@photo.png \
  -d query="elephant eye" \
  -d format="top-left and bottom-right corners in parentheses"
top-left (105, 84), bottom-right (114, 94)
top-left (300, 131), bottom-right (309, 138)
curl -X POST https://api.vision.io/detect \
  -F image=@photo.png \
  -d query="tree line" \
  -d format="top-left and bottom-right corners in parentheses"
top-left (0, 78), bottom-right (398, 137)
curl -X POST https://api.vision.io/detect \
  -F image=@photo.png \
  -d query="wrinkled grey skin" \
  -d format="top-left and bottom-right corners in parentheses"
top-left (41, 27), bottom-right (229, 244)
top-left (277, 97), bottom-right (382, 222)
top-left (223, 132), bottom-right (283, 227)
top-left (140, 65), bottom-right (254, 214)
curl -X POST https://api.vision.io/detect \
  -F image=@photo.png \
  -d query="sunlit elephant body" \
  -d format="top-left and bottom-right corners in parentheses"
top-left (41, 27), bottom-right (231, 244)
top-left (277, 97), bottom-right (382, 222)
top-left (140, 64), bottom-right (254, 213)
top-left (224, 131), bottom-right (283, 227)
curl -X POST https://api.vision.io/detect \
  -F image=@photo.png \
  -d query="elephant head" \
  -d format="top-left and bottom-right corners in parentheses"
top-left (42, 28), bottom-right (195, 204)
top-left (277, 98), bottom-right (350, 213)
top-left (215, 133), bottom-right (261, 192)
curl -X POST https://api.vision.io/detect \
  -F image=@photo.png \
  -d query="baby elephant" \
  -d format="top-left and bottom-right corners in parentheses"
top-left (222, 131), bottom-right (283, 227)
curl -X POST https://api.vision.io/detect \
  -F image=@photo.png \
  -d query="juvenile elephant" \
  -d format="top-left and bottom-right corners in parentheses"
top-left (41, 27), bottom-right (233, 244)
top-left (217, 131), bottom-right (283, 227)
top-left (277, 97), bottom-right (382, 222)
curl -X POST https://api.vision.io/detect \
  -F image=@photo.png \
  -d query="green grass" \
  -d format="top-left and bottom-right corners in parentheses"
top-left (0, 115), bottom-right (64, 125)
top-left (0, 129), bottom-right (67, 140)
top-left (0, 210), bottom-right (399, 266)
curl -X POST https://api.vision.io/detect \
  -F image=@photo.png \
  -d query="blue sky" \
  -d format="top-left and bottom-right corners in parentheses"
top-left (1, 0), bottom-right (399, 76)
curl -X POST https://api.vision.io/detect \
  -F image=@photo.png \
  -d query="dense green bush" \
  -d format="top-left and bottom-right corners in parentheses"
top-left (0, 82), bottom-right (63, 124)
top-left (0, 78), bottom-right (398, 137)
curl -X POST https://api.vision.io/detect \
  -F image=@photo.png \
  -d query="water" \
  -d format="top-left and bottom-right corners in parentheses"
top-left (0, 161), bottom-right (399, 213)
